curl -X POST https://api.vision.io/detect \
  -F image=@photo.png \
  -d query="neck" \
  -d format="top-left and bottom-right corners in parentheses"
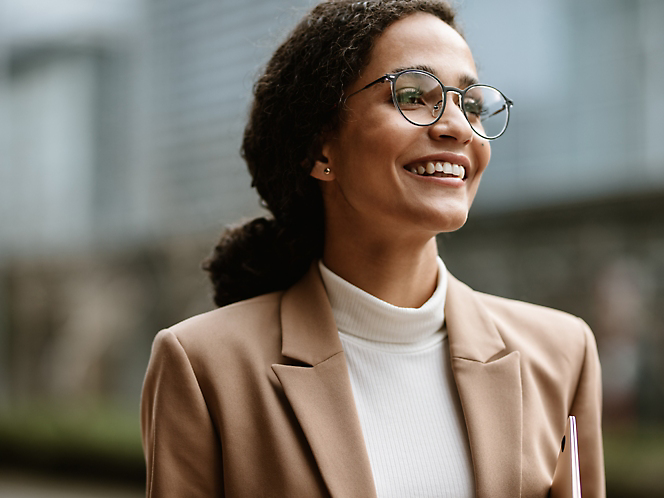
top-left (322, 235), bottom-right (440, 309)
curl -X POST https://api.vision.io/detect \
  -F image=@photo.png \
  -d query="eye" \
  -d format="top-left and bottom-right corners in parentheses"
top-left (395, 86), bottom-right (425, 108)
top-left (463, 97), bottom-right (487, 117)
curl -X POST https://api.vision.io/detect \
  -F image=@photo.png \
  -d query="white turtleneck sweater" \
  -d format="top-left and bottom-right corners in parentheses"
top-left (318, 258), bottom-right (475, 498)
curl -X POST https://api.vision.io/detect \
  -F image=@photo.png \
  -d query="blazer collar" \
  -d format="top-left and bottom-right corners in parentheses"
top-left (274, 263), bottom-right (377, 497)
top-left (445, 273), bottom-right (523, 497)
top-left (275, 264), bottom-right (523, 498)
top-left (445, 272), bottom-right (507, 362)
top-left (279, 264), bottom-right (507, 365)
top-left (280, 262), bottom-right (344, 366)
top-left (280, 263), bottom-right (508, 364)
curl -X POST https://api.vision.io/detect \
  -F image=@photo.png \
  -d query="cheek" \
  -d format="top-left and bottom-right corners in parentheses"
top-left (475, 140), bottom-right (491, 175)
top-left (333, 116), bottom-right (408, 175)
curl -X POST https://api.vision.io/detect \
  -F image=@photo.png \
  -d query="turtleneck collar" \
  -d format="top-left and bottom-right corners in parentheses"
top-left (318, 257), bottom-right (447, 344)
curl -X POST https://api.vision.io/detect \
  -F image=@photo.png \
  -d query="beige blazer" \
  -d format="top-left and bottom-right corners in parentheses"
top-left (141, 264), bottom-right (605, 497)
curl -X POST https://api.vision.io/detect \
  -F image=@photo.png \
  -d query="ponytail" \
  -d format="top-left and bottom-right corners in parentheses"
top-left (203, 211), bottom-right (323, 307)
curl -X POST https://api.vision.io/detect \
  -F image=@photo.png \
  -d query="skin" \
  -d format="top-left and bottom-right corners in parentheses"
top-left (311, 12), bottom-right (491, 308)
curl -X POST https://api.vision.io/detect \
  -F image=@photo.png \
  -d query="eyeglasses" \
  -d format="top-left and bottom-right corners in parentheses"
top-left (344, 69), bottom-right (514, 140)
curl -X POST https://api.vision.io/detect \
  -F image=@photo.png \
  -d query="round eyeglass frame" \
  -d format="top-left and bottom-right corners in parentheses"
top-left (343, 69), bottom-right (514, 140)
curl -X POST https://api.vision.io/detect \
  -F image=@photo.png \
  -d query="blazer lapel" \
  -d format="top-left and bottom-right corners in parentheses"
top-left (446, 274), bottom-right (523, 498)
top-left (272, 264), bottom-right (377, 498)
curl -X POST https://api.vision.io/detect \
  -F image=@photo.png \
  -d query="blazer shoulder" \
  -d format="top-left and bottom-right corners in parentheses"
top-left (168, 290), bottom-right (281, 335)
top-left (474, 290), bottom-right (594, 368)
top-left (476, 290), bottom-right (583, 328)
top-left (156, 290), bottom-right (286, 369)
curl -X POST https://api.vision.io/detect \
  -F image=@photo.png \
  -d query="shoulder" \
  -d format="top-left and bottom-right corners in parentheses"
top-left (478, 291), bottom-right (591, 341)
top-left (167, 291), bottom-right (282, 341)
top-left (152, 290), bottom-right (286, 377)
top-left (472, 289), bottom-right (596, 376)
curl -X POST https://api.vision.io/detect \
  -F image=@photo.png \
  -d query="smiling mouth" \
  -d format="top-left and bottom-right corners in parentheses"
top-left (405, 161), bottom-right (466, 180)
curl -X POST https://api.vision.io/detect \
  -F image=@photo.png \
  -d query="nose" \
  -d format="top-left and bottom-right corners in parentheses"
top-left (428, 89), bottom-right (473, 144)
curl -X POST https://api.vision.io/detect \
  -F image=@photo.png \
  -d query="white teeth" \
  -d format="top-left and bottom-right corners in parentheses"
top-left (408, 161), bottom-right (466, 179)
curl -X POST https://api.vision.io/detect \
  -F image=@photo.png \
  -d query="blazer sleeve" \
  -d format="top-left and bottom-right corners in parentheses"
top-left (141, 329), bottom-right (224, 497)
top-left (569, 319), bottom-right (606, 498)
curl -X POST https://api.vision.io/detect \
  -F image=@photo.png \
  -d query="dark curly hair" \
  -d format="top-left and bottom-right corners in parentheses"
top-left (203, 0), bottom-right (460, 307)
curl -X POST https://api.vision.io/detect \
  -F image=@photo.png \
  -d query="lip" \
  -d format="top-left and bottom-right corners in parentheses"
top-left (402, 152), bottom-right (471, 181)
top-left (403, 169), bottom-right (465, 187)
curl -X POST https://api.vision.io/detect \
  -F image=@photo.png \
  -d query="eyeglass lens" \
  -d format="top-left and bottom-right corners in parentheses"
top-left (393, 71), bottom-right (509, 139)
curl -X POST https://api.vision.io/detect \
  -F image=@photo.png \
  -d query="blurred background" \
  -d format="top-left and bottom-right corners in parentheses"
top-left (0, 0), bottom-right (662, 496)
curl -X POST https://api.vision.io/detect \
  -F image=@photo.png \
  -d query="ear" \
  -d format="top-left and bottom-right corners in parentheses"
top-left (309, 136), bottom-right (336, 181)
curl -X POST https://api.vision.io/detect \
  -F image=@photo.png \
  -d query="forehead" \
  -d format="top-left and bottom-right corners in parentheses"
top-left (360, 12), bottom-right (477, 87)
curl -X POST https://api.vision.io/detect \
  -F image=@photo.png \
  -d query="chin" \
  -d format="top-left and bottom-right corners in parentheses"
top-left (417, 208), bottom-right (469, 235)
top-left (430, 201), bottom-right (471, 233)
top-left (440, 214), bottom-right (468, 233)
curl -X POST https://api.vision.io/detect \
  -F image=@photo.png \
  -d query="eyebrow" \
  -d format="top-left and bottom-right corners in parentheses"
top-left (390, 65), bottom-right (479, 88)
top-left (458, 73), bottom-right (479, 88)
top-left (391, 64), bottom-right (437, 75)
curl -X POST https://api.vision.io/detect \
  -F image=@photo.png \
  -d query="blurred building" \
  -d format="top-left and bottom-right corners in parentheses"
top-left (447, 0), bottom-right (664, 425)
top-left (0, 0), bottom-right (662, 456)
top-left (0, 0), bottom-right (312, 409)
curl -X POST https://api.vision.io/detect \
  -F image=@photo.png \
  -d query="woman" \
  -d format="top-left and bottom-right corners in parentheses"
top-left (141, 1), bottom-right (605, 497)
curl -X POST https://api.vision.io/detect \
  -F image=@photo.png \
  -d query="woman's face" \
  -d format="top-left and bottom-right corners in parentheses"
top-left (315, 12), bottom-right (491, 242)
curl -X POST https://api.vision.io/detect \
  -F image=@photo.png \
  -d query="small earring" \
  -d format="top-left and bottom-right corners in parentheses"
top-left (323, 167), bottom-right (331, 175)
